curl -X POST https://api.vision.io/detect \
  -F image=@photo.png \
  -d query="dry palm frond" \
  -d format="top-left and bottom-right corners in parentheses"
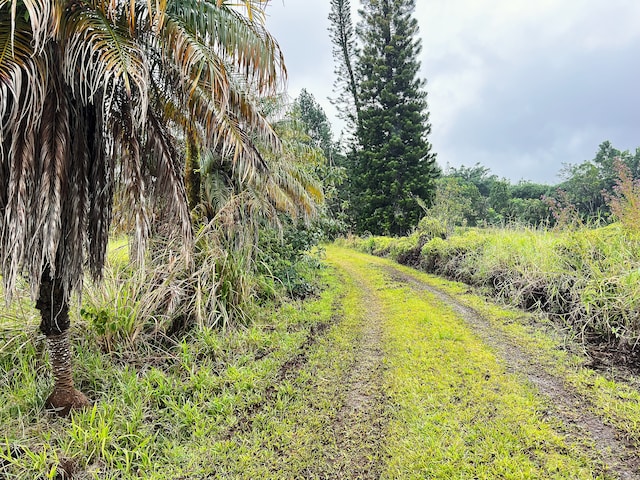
top-left (62, 5), bottom-right (150, 125)
top-left (1, 0), bottom-right (287, 306)
top-left (1, 0), bottom-right (56, 54)
top-left (144, 109), bottom-right (193, 249)
top-left (161, 14), bottom-right (230, 110)
top-left (0, 18), bottom-right (48, 144)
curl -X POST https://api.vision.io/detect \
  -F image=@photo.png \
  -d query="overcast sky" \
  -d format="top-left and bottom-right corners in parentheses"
top-left (264, 0), bottom-right (640, 184)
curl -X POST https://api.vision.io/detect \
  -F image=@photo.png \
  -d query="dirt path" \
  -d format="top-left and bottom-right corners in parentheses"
top-left (322, 245), bottom-right (640, 479)
top-left (328, 261), bottom-right (388, 479)
top-left (379, 265), bottom-right (640, 480)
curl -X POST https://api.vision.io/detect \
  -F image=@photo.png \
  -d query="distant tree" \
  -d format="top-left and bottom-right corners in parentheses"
top-left (292, 90), bottom-right (347, 234)
top-left (443, 165), bottom-right (553, 226)
top-left (488, 180), bottom-right (511, 220)
top-left (594, 140), bottom-right (624, 189)
top-left (556, 141), bottom-right (640, 220)
top-left (350, 0), bottom-right (439, 235)
top-left (294, 89), bottom-right (335, 160)
top-left (447, 163), bottom-right (496, 197)
top-left (429, 177), bottom-right (481, 232)
top-left (506, 181), bottom-right (552, 226)
top-left (506, 198), bottom-right (550, 226)
top-left (558, 161), bottom-right (605, 218)
top-left (510, 181), bottom-right (551, 201)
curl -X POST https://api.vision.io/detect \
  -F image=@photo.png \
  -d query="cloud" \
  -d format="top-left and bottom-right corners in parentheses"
top-left (418, 0), bottom-right (640, 182)
top-left (265, 0), bottom-right (640, 183)
top-left (265, 2), bottom-right (337, 112)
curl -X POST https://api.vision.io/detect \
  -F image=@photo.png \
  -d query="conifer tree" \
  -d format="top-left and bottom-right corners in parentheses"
top-left (351, 0), bottom-right (439, 235)
top-left (329, 0), bottom-right (361, 132)
top-left (295, 89), bottom-right (335, 159)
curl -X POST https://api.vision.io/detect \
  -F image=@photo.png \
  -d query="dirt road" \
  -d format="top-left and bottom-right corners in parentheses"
top-left (319, 245), bottom-right (640, 479)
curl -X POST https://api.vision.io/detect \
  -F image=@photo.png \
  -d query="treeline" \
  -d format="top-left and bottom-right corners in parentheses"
top-left (429, 141), bottom-right (640, 230)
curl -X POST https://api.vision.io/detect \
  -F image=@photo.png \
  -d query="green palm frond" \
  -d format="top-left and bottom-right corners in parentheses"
top-left (169, 0), bottom-right (285, 93)
top-left (252, 104), bottom-right (327, 221)
top-left (264, 162), bottom-right (321, 219)
top-left (226, 78), bottom-right (280, 146)
top-left (215, 0), bottom-right (270, 23)
top-left (200, 165), bottom-right (234, 219)
top-left (188, 82), bottom-right (270, 181)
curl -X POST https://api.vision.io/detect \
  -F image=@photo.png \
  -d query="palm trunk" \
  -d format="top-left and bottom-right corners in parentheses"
top-left (36, 268), bottom-right (89, 416)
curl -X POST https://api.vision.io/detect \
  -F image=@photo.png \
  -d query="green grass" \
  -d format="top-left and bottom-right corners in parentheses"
top-left (384, 258), bottom-right (640, 450)
top-left (189, 262), bottom-right (375, 479)
top-left (339, 223), bottom-right (640, 347)
top-left (3, 240), bottom-right (639, 478)
top-left (0, 263), bottom-right (344, 479)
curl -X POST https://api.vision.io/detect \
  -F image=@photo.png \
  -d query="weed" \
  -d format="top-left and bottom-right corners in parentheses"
top-left (0, 261), bottom-right (343, 479)
top-left (604, 158), bottom-right (640, 231)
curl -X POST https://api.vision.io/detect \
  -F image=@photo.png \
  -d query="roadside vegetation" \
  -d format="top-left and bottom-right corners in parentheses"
top-left (339, 157), bottom-right (640, 361)
top-left (340, 222), bottom-right (640, 358)
top-left (0, 244), bottom-right (336, 478)
top-left (7, 243), bottom-right (640, 478)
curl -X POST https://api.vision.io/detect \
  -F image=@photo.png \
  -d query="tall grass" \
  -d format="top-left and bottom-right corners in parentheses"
top-left (80, 222), bottom-right (265, 354)
top-left (0, 265), bottom-right (339, 479)
top-left (339, 221), bottom-right (640, 351)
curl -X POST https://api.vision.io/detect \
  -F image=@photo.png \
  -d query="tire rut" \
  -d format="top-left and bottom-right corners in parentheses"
top-left (382, 265), bottom-right (640, 480)
top-left (327, 263), bottom-right (388, 479)
top-left (222, 317), bottom-right (334, 442)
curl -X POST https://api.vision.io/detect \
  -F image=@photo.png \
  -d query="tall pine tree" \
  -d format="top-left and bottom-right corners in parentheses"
top-left (329, 0), bottom-right (361, 132)
top-left (350, 0), bottom-right (439, 235)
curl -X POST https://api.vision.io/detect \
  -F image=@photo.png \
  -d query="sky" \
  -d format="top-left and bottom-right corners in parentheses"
top-left (263, 0), bottom-right (640, 185)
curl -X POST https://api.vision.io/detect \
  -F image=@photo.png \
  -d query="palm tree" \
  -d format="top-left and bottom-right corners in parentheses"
top-left (0, 0), bottom-right (285, 415)
top-left (195, 95), bottom-right (325, 292)
top-left (199, 94), bottom-right (325, 226)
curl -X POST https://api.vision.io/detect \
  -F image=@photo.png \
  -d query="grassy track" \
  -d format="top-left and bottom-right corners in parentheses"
top-left (3, 245), bottom-right (640, 478)
top-left (325, 245), bottom-right (617, 479)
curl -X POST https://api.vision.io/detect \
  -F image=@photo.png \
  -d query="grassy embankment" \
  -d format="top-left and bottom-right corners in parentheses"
top-left (338, 224), bottom-right (640, 447)
top-left (344, 221), bottom-right (640, 349)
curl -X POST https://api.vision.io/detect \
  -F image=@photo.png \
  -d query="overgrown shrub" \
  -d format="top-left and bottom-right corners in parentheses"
top-left (256, 220), bottom-right (325, 300)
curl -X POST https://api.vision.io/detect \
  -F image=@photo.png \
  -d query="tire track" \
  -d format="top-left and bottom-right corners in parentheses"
top-left (327, 261), bottom-right (388, 479)
top-left (383, 265), bottom-right (640, 480)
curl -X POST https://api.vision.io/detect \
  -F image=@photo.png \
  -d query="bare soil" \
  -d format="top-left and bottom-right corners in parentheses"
top-left (328, 264), bottom-right (388, 480)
